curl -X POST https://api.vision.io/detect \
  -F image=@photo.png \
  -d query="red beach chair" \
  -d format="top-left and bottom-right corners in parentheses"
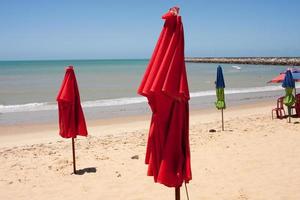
top-left (272, 96), bottom-right (286, 119)
top-left (294, 94), bottom-right (300, 117)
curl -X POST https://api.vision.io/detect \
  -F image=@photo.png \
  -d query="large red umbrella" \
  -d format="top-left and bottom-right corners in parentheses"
top-left (138, 7), bottom-right (191, 199)
top-left (56, 66), bottom-right (88, 174)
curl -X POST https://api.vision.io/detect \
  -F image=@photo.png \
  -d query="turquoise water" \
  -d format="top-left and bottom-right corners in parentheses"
top-left (0, 59), bottom-right (297, 124)
top-left (0, 59), bottom-right (291, 104)
top-left (0, 59), bottom-right (147, 105)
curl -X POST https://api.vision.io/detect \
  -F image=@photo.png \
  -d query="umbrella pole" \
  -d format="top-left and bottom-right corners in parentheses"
top-left (72, 138), bottom-right (76, 174)
top-left (175, 187), bottom-right (180, 200)
top-left (221, 108), bottom-right (224, 131)
top-left (288, 107), bottom-right (291, 123)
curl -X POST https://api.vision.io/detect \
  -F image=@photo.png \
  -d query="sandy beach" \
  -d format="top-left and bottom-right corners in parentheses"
top-left (1, 101), bottom-right (300, 200)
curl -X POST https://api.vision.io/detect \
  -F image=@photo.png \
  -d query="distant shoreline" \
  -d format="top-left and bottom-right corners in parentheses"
top-left (185, 57), bottom-right (300, 66)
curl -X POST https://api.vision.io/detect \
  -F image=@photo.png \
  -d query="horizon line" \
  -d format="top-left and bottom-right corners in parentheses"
top-left (1, 56), bottom-right (300, 62)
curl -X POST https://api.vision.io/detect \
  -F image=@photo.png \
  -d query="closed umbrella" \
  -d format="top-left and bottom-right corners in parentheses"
top-left (282, 69), bottom-right (295, 122)
top-left (56, 66), bottom-right (88, 174)
top-left (215, 65), bottom-right (226, 130)
top-left (138, 7), bottom-right (191, 200)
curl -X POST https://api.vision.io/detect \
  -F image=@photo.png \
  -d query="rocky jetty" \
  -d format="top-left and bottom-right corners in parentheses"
top-left (185, 57), bottom-right (300, 66)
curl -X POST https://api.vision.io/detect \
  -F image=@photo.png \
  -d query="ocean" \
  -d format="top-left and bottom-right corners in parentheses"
top-left (0, 59), bottom-right (296, 125)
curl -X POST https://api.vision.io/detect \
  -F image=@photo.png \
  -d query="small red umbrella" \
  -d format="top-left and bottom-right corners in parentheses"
top-left (268, 68), bottom-right (300, 83)
top-left (138, 7), bottom-right (191, 200)
top-left (56, 66), bottom-right (88, 174)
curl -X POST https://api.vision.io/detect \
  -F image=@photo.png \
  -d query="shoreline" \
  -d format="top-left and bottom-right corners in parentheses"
top-left (0, 89), bottom-right (285, 126)
top-left (0, 99), bottom-right (276, 148)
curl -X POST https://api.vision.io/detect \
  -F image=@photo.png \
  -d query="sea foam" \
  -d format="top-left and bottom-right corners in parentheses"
top-left (0, 85), bottom-right (284, 114)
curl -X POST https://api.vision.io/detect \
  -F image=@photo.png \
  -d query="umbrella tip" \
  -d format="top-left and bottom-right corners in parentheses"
top-left (170, 6), bottom-right (180, 15)
top-left (66, 66), bottom-right (74, 71)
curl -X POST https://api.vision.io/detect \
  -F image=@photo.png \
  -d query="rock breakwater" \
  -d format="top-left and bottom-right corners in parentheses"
top-left (185, 57), bottom-right (300, 66)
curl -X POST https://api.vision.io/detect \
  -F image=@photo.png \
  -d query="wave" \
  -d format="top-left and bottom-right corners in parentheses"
top-left (0, 102), bottom-right (56, 114)
top-left (0, 97), bottom-right (147, 114)
top-left (190, 85), bottom-right (284, 98)
top-left (0, 85), bottom-right (285, 114)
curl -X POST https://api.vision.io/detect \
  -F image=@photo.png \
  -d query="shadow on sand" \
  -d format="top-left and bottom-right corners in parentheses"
top-left (75, 167), bottom-right (97, 175)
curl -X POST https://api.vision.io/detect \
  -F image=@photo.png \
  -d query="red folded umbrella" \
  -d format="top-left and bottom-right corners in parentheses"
top-left (138, 6), bottom-right (191, 195)
top-left (56, 66), bottom-right (88, 174)
top-left (57, 66), bottom-right (87, 138)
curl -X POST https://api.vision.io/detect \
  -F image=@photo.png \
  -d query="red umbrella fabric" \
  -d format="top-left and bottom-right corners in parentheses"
top-left (56, 66), bottom-right (88, 138)
top-left (138, 7), bottom-right (191, 188)
top-left (268, 68), bottom-right (300, 83)
top-left (269, 73), bottom-right (286, 83)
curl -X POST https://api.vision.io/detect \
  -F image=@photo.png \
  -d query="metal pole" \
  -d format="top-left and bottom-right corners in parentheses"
top-left (288, 107), bottom-right (291, 123)
top-left (72, 138), bottom-right (76, 174)
top-left (184, 182), bottom-right (190, 200)
top-left (221, 108), bottom-right (224, 131)
top-left (175, 187), bottom-right (180, 200)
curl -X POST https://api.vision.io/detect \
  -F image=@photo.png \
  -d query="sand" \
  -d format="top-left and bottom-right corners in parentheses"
top-left (1, 101), bottom-right (300, 200)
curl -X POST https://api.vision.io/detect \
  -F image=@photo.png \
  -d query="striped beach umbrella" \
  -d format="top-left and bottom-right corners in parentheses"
top-left (215, 65), bottom-right (226, 130)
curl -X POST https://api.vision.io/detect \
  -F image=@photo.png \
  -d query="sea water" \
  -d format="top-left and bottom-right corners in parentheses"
top-left (0, 59), bottom-right (296, 124)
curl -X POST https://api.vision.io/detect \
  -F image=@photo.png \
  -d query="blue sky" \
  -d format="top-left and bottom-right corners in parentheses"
top-left (0, 0), bottom-right (299, 60)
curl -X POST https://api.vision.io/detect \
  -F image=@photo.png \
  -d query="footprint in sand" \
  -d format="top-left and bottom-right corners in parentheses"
top-left (55, 159), bottom-right (71, 170)
top-left (115, 171), bottom-right (121, 178)
top-left (238, 189), bottom-right (249, 200)
top-left (10, 163), bottom-right (23, 169)
top-left (48, 151), bottom-right (57, 155)
top-left (95, 155), bottom-right (110, 160)
top-left (238, 194), bottom-right (249, 200)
